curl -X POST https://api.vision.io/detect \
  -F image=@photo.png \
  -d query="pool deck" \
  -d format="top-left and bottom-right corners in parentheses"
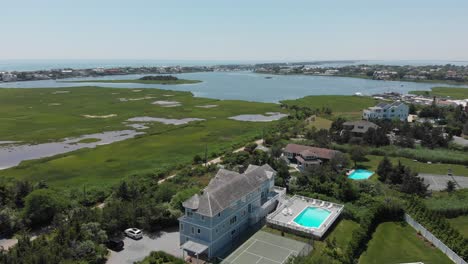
top-left (266, 195), bottom-right (344, 238)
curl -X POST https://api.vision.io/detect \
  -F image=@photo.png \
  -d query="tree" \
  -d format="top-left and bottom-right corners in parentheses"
top-left (23, 189), bottom-right (67, 227)
top-left (329, 152), bottom-right (350, 172)
top-left (350, 147), bottom-right (367, 167)
top-left (400, 170), bottom-right (427, 196)
top-left (409, 104), bottom-right (417, 115)
top-left (193, 154), bottom-right (203, 164)
top-left (377, 156), bottom-right (392, 182)
top-left (463, 121), bottom-right (468, 136)
top-left (446, 180), bottom-right (456, 193)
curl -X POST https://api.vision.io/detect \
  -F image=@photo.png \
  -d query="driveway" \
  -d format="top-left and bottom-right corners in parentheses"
top-left (107, 227), bottom-right (181, 264)
top-left (452, 136), bottom-right (468, 147)
top-left (0, 238), bottom-right (18, 250)
top-left (418, 174), bottom-right (468, 191)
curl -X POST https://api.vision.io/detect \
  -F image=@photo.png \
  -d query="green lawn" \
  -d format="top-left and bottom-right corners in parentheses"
top-left (281, 95), bottom-right (379, 120)
top-left (66, 79), bottom-right (202, 85)
top-left (424, 189), bottom-right (468, 213)
top-left (306, 116), bottom-right (332, 130)
top-left (0, 87), bottom-right (283, 189)
top-left (362, 155), bottom-right (468, 176)
top-left (410, 87), bottom-right (468, 99)
top-left (447, 215), bottom-right (468, 238)
top-left (359, 222), bottom-right (452, 264)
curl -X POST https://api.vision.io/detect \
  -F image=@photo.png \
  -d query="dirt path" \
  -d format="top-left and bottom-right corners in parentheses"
top-left (157, 139), bottom-right (264, 185)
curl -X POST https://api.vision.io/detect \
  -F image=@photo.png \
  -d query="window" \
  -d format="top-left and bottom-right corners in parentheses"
top-left (231, 229), bottom-right (236, 236)
top-left (201, 216), bottom-right (205, 221)
top-left (197, 228), bottom-right (201, 234)
top-left (218, 212), bottom-right (221, 217)
top-left (180, 224), bottom-right (184, 231)
top-left (215, 229), bottom-right (218, 233)
top-left (242, 210), bottom-right (246, 217)
top-left (191, 227), bottom-right (194, 234)
top-left (187, 211), bottom-right (193, 217)
top-left (230, 216), bottom-right (237, 225)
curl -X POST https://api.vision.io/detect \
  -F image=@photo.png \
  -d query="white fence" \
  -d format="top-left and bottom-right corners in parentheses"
top-left (404, 214), bottom-right (467, 264)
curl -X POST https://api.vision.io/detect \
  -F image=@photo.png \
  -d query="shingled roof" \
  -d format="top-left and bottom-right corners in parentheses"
top-left (182, 164), bottom-right (275, 217)
top-left (284, 144), bottom-right (340, 160)
top-left (342, 120), bottom-right (379, 133)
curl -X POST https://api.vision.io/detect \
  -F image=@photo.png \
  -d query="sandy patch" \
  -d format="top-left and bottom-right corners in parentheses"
top-left (132, 89), bottom-right (142, 92)
top-left (127, 117), bottom-right (204, 125)
top-left (52, 91), bottom-right (70, 94)
top-left (152, 100), bottom-right (181, 107)
top-left (48, 103), bottom-right (61, 106)
top-left (163, 94), bottom-right (175, 97)
top-left (196, 104), bottom-right (218, 108)
top-left (82, 114), bottom-right (117, 119)
top-left (229, 112), bottom-right (288, 122)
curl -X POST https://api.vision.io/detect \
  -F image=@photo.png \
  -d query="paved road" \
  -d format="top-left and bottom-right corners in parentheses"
top-left (418, 174), bottom-right (468, 191)
top-left (452, 136), bottom-right (468, 147)
top-left (107, 227), bottom-right (181, 264)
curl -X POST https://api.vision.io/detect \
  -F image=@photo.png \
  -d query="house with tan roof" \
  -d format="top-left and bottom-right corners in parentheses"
top-left (283, 144), bottom-right (341, 171)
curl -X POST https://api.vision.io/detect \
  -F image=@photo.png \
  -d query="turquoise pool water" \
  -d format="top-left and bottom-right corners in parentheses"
top-left (348, 169), bottom-right (374, 180)
top-left (293, 207), bottom-right (331, 228)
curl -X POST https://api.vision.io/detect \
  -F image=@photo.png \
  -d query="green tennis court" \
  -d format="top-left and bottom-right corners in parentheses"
top-left (222, 231), bottom-right (311, 264)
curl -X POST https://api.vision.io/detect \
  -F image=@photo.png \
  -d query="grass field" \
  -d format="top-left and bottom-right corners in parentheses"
top-left (362, 155), bottom-right (468, 176)
top-left (281, 95), bottom-right (379, 120)
top-left (0, 87), bottom-right (284, 189)
top-left (67, 79), bottom-right (202, 85)
top-left (306, 116), bottom-right (332, 130)
top-left (424, 189), bottom-right (468, 213)
top-left (447, 215), bottom-right (468, 238)
top-left (359, 222), bottom-right (452, 264)
top-left (410, 87), bottom-right (468, 99)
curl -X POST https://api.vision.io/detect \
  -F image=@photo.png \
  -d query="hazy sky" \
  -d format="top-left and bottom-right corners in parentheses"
top-left (2, 0), bottom-right (468, 61)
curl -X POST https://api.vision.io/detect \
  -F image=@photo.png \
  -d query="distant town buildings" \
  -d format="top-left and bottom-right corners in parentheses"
top-left (362, 102), bottom-right (409, 121)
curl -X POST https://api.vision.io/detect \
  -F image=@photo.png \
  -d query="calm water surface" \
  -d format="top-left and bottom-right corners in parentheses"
top-left (1, 71), bottom-right (467, 103)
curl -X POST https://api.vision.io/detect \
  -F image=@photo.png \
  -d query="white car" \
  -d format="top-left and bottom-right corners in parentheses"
top-left (124, 228), bottom-right (143, 240)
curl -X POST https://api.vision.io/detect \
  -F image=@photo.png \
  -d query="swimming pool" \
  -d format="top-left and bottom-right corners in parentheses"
top-left (293, 207), bottom-right (331, 228)
top-left (348, 169), bottom-right (374, 180)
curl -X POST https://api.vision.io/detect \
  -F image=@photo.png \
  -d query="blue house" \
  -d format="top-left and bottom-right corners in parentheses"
top-left (179, 164), bottom-right (281, 260)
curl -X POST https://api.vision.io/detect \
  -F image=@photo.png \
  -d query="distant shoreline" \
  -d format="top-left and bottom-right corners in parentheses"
top-left (61, 78), bottom-right (202, 85)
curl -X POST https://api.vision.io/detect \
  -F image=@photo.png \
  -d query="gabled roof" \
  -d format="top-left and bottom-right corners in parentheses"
top-left (342, 120), bottom-right (379, 133)
top-left (284, 144), bottom-right (340, 160)
top-left (182, 164), bottom-right (275, 217)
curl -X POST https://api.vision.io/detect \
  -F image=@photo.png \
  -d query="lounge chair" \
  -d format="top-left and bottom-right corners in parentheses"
top-left (311, 199), bottom-right (316, 205)
top-left (319, 201), bottom-right (325, 207)
top-left (282, 208), bottom-right (288, 216)
top-left (327, 203), bottom-right (333, 209)
top-left (288, 208), bottom-right (293, 215)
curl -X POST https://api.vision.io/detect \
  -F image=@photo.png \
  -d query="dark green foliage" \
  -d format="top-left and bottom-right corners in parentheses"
top-left (135, 251), bottom-right (184, 264)
top-left (376, 158), bottom-right (427, 196)
top-left (139, 75), bottom-right (179, 81)
top-left (23, 189), bottom-right (68, 228)
top-left (446, 180), bottom-right (456, 193)
top-left (363, 128), bottom-right (390, 147)
top-left (350, 146), bottom-right (367, 166)
top-left (376, 156), bottom-right (392, 182)
top-left (406, 199), bottom-right (468, 260)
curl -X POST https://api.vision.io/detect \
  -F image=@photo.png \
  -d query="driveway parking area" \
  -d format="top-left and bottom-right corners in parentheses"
top-left (419, 174), bottom-right (468, 191)
top-left (107, 227), bottom-right (181, 264)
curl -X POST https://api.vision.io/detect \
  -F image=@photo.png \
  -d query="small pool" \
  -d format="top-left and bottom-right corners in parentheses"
top-left (293, 206), bottom-right (331, 228)
top-left (348, 169), bottom-right (374, 180)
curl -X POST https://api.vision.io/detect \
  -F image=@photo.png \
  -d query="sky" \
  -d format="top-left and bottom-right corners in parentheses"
top-left (1, 0), bottom-right (468, 61)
